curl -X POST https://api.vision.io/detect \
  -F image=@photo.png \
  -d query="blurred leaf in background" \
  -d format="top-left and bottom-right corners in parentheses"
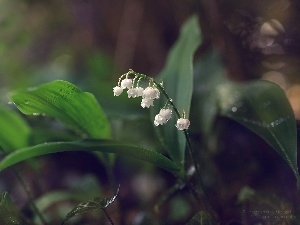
top-left (0, 106), bottom-right (30, 153)
top-left (152, 15), bottom-right (201, 164)
top-left (0, 192), bottom-right (22, 225)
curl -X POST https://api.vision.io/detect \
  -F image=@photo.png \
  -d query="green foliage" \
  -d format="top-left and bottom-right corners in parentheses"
top-left (192, 51), bottom-right (225, 136)
top-left (0, 140), bottom-right (181, 175)
top-left (9, 80), bottom-right (111, 139)
top-left (0, 192), bottom-right (21, 225)
top-left (152, 15), bottom-right (201, 164)
top-left (61, 187), bottom-right (119, 225)
top-left (194, 50), bottom-right (299, 185)
top-left (217, 81), bottom-right (300, 185)
top-left (0, 11), bottom-right (298, 225)
top-left (0, 106), bottom-right (30, 153)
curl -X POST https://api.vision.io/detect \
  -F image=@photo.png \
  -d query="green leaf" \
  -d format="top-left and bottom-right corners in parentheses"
top-left (192, 51), bottom-right (225, 136)
top-left (0, 140), bottom-right (181, 175)
top-left (61, 201), bottom-right (100, 225)
top-left (62, 186), bottom-right (119, 225)
top-left (9, 80), bottom-right (111, 139)
top-left (152, 15), bottom-right (201, 164)
top-left (0, 192), bottom-right (22, 225)
top-left (0, 106), bottom-right (30, 153)
top-left (186, 211), bottom-right (218, 225)
top-left (217, 80), bottom-right (300, 185)
top-left (94, 186), bottom-right (119, 208)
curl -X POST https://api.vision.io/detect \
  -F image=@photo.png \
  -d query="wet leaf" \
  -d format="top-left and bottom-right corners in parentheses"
top-left (0, 140), bottom-right (181, 175)
top-left (217, 80), bottom-right (300, 185)
top-left (0, 192), bottom-right (22, 225)
top-left (9, 80), bottom-right (111, 139)
top-left (62, 201), bottom-right (100, 225)
top-left (94, 185), bottom-right (119, 208)
top-left (62, 186), bottom-right (119, 225)
top-left (152, 15), bottom-right (201, 164)
top-left (0, 106), bottom-right (30, 153)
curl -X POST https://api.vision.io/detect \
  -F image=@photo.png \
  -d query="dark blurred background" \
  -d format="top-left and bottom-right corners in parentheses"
top-left (2, 0), bottom-right (300, 115)
top-left (0, 0), bottom-right (192, 90)
top-left (0, 0), bottom-right (300, 86)
top-left (1, 0), bottom-right (300, 224)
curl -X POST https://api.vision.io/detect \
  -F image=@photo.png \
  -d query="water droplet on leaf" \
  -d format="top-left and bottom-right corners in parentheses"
top-left (231, 107), bottom-right (237, 112)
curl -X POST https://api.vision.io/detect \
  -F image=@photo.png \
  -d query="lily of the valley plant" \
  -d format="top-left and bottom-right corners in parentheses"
top-left (113, 69), bottom-right (190, 130)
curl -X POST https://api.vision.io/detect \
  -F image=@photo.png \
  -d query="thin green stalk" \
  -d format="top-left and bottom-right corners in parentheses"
top-left (102, 208), bottom-right (114, 225)
top-left (13, 168), bottom-right (48, 225)
top-left (184, 131), bottom-right (212, 212)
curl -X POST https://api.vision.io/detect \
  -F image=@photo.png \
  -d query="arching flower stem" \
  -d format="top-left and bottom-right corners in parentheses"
top-left (126, 70), bottom-right (199, 173)
top-left (115, 69), bottom-right (213, 214)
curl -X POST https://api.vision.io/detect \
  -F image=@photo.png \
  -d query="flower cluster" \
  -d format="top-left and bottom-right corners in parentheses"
top-left (113, 71), bottom-right (190, 131)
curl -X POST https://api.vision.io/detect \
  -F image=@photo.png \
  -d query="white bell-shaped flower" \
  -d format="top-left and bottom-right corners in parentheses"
top-left (113, 86), bottom-right (123, 96)
top-left (143, 87), bottom-right (159, 99)
top-left (136, 87), bottom-right (144, 97)
top-left (154, 114), bottom-right (166, 126)
top-left (153, 87), bottom-right (160, 99)
top-left (176, 118), bottom-right (190, 130)
top-left (121, 78), bottom-right (133, 89)
top-left (153, 108), bottom-right (172, 126)
top-left (127, 88), bottom-right (138, 98)
top-left (159, 108), bottom-right (172, 121)
top-left (141, 98), bottom-right (154, 108)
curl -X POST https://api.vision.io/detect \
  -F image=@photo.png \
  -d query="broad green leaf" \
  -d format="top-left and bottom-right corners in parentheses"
top-left (62, 187), bottom-right (119, 225)
top-left (192, 50), bottom-right (299, 186)
top-left (152, 15), bottom-right (201, 164)
top-left (0, 192), bottom-right (22, 225)
top-left (9, 80), bottom-right (111, 139)
top-left (0, 106), bottom-right (30, 153)
top-left (186, 211), bottom-right (218, 225)
top-left (192, 51), bottom-right (225, 136)
top-left (217, 81), bottom-right (300, 185)
top-left (0, 140), bottom-right (180, 175)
